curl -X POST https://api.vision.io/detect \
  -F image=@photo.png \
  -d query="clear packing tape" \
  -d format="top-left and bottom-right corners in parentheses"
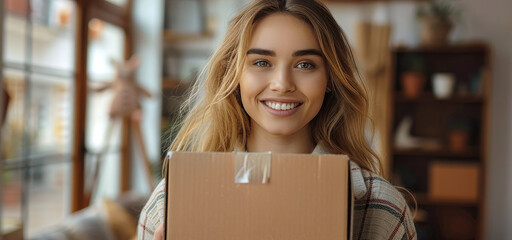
top-left (234, 152), bottom-right (272, 184)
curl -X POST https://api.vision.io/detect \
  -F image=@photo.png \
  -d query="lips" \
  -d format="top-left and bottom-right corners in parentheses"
top-left (259, 99), bottom-right (303, 117)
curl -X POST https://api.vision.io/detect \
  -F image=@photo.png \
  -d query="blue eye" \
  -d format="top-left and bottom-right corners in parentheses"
top-left (297, 62), bottom-right (315, 69)
top-left (254, 60), bottom-right (270, 68)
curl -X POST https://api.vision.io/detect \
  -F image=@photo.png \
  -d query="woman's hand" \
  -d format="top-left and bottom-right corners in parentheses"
top-left (153, 222), bottom-right (164, 240)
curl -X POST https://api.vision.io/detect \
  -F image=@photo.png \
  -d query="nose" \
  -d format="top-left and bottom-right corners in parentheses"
top-left (269, 66), bottom-right (296, 93)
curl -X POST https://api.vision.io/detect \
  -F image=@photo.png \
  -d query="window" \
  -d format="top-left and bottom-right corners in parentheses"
top-left (1, 0), bottom-right (77, 237)
top-left (0, 0), bottom-right (133, 237)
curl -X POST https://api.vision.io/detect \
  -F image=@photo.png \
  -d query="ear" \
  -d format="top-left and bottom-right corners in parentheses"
top-left (326, 80), bottom-right (332, 93)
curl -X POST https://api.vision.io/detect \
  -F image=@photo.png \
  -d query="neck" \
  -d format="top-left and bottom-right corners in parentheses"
top-left (246, 124), bottom-right (315, 154)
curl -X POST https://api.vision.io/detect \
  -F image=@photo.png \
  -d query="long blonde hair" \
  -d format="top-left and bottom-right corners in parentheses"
top-left (167, 0), bottom-right (381, 175)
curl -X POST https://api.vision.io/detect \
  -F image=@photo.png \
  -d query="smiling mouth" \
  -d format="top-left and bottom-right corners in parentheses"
top-left (262, 100), bottom-right (302, 111)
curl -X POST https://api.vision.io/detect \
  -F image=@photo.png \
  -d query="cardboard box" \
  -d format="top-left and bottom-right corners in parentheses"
top-left (166, 152), bottom-right (352, 240)
top-left (429, 161), bottom-right (480, 202)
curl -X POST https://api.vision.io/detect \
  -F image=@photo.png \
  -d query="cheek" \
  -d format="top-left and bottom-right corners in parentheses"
top-left (239, 72), bottom-right (261, 110)
top-left (240, 71), bottom-right (267, 101)
top-left (298, 75), bottom-right (328, 103)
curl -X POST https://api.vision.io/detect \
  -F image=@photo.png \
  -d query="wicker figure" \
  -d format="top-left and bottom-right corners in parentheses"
top-left (87, 56), bottom-right (153, 204)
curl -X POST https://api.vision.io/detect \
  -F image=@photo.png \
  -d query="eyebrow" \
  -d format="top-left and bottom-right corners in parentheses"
top-left (247, 48), bottom-right (275, 56)
top-left (293, 49), bottom-right (323, 57)
top-left (246, 48), bottom-right (323, 57)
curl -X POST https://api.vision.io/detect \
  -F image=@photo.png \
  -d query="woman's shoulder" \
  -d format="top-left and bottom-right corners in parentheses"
top-left (138, 179), bottom-right (166, 240)
top-left (350, 161), bottom-right (406, 203)
top-left (143, 179), bottom-right (166, 211)
top-left (350, 161), bottom-right (417, 240)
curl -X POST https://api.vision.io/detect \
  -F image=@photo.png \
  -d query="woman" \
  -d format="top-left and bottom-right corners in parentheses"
top-left (138, 0), bottom-right (416, 239)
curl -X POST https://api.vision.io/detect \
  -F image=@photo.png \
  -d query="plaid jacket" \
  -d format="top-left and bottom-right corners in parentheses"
top-left (138, 146), bottom-right (417, 240)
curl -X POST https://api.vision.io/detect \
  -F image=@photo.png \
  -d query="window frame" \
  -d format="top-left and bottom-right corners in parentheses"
top-left (72, 0), bottom-right (134, 211)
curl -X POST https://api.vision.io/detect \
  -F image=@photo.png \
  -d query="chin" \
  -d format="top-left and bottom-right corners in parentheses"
top-left (262, 124), bottom-right (303, 137)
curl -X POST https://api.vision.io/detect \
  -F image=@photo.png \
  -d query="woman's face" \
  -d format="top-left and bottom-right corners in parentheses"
top-left (239, 13), bottom-right (328, 138)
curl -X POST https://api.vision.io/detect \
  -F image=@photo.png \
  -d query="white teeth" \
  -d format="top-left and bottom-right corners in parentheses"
top-left (264, 101), bottom-right (299, 111)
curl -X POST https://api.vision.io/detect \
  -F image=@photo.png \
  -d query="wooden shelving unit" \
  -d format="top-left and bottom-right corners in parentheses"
top-left (413, 193), bottom-right (479, 207)
top-left (394, 93), bottom-right (484, 104)
top-left (387, 42), bottom-right (491, 240)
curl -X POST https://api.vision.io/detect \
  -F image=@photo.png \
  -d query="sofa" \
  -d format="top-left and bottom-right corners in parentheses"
top-left (30, 192), bottom-right (147, 240)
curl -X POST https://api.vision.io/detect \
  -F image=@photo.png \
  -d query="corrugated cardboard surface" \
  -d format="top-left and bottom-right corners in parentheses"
top-left (166, 152), bottom-right (351, 240)
top-left (429, 161), bottom-right (480, 202)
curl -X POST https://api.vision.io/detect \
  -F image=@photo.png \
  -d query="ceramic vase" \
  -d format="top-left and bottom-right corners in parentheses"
top-left (432, 73), bottom-right (456, 99)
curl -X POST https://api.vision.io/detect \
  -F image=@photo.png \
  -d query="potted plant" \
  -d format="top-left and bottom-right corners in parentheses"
top-left (447, 117), bottom-right (472, 152)
top-left (417, 0), bottom-right (460, 46)
top-left (400, 54), bottom-right (426, 99)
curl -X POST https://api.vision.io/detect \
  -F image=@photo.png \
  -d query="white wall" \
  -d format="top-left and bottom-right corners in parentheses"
top-left (132, 0), bottom-right (165, 194)
top-left (325, 1), bottom-right (512, 238)
top-left (455, 1), bottom-right (512, 238)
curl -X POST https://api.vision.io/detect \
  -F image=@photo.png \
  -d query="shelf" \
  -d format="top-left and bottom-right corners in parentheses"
top-left (163, 30), bottom-right (213, 42)
top-left (162, 78), bottom-right (189, 89)
top-left (393, 147), bottom-right (480, 158)
top-left (413, 193), bottom-right (479, 207)
top-left (394, 93), bottom-right (484, 104)
top-left (393, 42), bottom-right (488, 54)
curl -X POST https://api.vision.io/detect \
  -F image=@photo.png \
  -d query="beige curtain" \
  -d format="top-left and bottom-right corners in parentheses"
top-left (354, 22), bottom-right (392, 178)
